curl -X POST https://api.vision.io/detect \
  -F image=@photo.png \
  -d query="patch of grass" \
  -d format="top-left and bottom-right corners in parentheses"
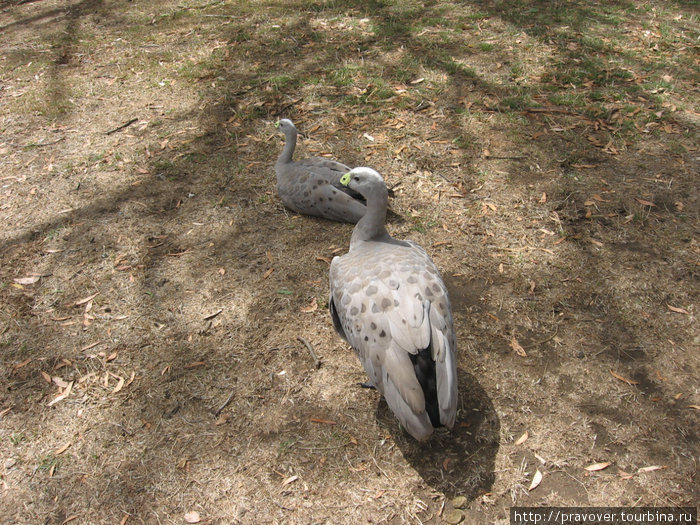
top-left (10, 432), bottom-right (27, 446)
top-left (500, 95), bottom-right (534, 110)
top-left (548, 92), bottom-right (587, 108)
top-left (479, 42), bottom-right (495, 52)
top-left (330, 64), bottom-right (364, 87)
top-left (37, 454), bottom-right (63, 473)
top-left (277, 439), bottom-right (296, 457)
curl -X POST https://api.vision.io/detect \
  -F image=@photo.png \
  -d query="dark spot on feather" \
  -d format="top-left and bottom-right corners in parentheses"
top-left (379, 330), bottom-right (386, 338)
top-left (425, 287), bottom-right (434, 297)
top-left (381, 298), bottom-right (391, 309)
top-left (370, 322), bottom-right (377, 330)
top-left (371, 303), bottom-right (381, 313)
top-left (394, 299), bottom-right (399, 306)
top-left (432, 283), bottom-right (441, 293)
top-left (350, 306), bottom-right (359, 315)
top-left (366, 285), bottom-right (378, 296)
top-left (407, 275), bottom-right (418, 284)
top-left (361, 303), bottom-right (366, 313)
top-left (364, 336), bottom-right (369, 341)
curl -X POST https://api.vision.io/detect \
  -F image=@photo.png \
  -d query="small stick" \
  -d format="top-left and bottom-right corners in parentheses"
top-left (105, 118), bottom-right (138, 135)
top-left (297, 336), bottom-right (321, 369)
top-left (203, 309), bottom-right (223, 321)
top-left (215, 391), bottom-right (235, 417)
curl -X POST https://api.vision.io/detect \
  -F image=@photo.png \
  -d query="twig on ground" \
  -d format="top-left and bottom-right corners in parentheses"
top-left (215, 391), bottom-right (235, 417)
top-left (105, 118), bottom-right (138, 135)
top-left (275, 98), bottom-right (303, 117)
top-left (534, 326), bottom-right (559, 346)
top-left (203, 309), bottom-right (223, 321)
top-left (297, 336), bottom-right (321, 368)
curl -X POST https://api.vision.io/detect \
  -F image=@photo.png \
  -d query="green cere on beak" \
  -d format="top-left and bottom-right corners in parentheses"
top-left (274, 121), bottom-right (280, 128)
top-left (340, 172), bottom-right (351, 186)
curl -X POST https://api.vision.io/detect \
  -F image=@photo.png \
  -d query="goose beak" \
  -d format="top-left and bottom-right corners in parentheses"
top-left (340, 172), bottom-right (351, 186)
top-left (274, 121), bottom-right (280, 128)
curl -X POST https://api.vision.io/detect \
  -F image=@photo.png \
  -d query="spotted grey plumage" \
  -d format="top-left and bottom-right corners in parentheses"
top-left (329, 167), bottom-right (458, 441)
top-left (274, 119), bottom-right (366, 223)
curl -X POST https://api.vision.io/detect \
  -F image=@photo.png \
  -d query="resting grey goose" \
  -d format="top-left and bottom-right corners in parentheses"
top-left (274, 119), bottom-right (366, 223)
top-left (329, 167), bottom-right (458, 441)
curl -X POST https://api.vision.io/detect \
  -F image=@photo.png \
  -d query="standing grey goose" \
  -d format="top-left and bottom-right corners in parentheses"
top-left (329, 167), bottom-right (458, 441)
top-left (274, 119), bottom-right (367, 223)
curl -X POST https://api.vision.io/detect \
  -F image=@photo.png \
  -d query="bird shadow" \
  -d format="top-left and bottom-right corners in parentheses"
top-left (377, 369), bottom-right (500, 501)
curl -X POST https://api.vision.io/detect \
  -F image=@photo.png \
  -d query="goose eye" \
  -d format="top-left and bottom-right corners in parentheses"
top-left (353, 176), bottom-right (360, 181)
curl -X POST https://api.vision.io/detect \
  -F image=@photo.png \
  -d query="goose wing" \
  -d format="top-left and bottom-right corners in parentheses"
top-left (329, 241), bottom-right (457, 440)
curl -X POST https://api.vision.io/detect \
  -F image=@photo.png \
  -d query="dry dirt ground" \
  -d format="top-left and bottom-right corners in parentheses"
top-left (1, 0), bottom-right (698, 524)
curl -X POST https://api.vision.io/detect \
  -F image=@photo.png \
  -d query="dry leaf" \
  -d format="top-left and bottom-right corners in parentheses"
top-left (73, 292), bottom-right (99, 307)
top-left (81, 342), bottom-right (100, 352)
top-left (218, 267), bottom-right (226, 276)
top-left (263, 268), bottom-right (274, 279)
top-left (112, 376), bottom-right (125, 394)
top-left (610, 370), bottom-right (639, 385)
top-left (41, 371), bottom-right (52, 383)
top-left (529, 469), bottom-right (543, 491)
top-left (316, 256), bottom-right (332, 264)
top-left (13, 358), bottom-right (32, 369)
top-left (637, 465), bottom-right (665, 473)
top-left (310, 418), bottom-right (336, 425)
top-left (184, 511), bottom-right (201, 524)
top-left (47, 381), bottom-right (73, 406)
top-left (52, 376), bottom-right (69, 389)
top-left (584, 462), bottom-right (610, 471)
top-left (635, 198), bottom-right (656, 207)
top-left (510, 336), bottom-right (527, 357)
top-left (282, 475), bottom-right (298, 486)
top-left (514, 431), bottom-right (529, 445)
top-left (667, 304), bottom-right (689, 315)
top-left (55, 442), bottom-right (72, 455)
top-left (184, 361), bottom-right (205, 369)
top-left (539, 192), bottom-right (547, 203)
top-left (119, 515), bottom-right (129, 525)
top-left (687, 405), bottom-right (700, 411)
top-left (300, 297), bottom-right (318, 313)
top-left (14, 276), bottom-right (40, 285)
